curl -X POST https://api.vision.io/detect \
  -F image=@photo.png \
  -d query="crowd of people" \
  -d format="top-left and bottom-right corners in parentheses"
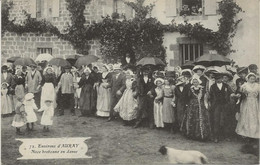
top-left (1, 59), bottom-right (259, 150)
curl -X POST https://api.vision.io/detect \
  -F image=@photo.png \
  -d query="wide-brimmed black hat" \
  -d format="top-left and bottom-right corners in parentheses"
top-left (64, 65), bottom-right (72, 69)
top-left (237, 67), bottom-right (248, 74)
top-left (165, 71), bottom-right (175, 78)
top-left (222, 71), bottom-right (233, 80)
top-left (1, 65), bottom-right (8, 71)
top-left (214, 73), bottom-right (223, 79)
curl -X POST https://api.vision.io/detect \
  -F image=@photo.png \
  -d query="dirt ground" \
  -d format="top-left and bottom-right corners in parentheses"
top-left (1, 109), bottom-right (259, 165)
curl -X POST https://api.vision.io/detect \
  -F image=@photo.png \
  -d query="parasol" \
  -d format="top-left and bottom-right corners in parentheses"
top-left (7, 56), bottom-right (21, 63)
top-left (194, 53), bottom-right (231, 67)
top-left (48, 58), bottom-right (71, 67)
top-left (13, 57), bottom-right (36, 66)
top-left (136, 57), bottom-right (165, 66)
top-left (74, 55), bottom-right (99, 68)
top-left (35, 53), bottom-right (54, 62)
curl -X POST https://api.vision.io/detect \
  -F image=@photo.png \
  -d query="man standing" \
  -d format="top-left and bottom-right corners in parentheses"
top-left (25, 64), bottom-right (42, 108)
top-left (107, 64), bottom-right (126, 121)
top-left (134, 68), bottom-right (155, 128)
top-left (56, 66), bottom-right (75, 116)
top-left (208, 73), bottom-right (232, 143)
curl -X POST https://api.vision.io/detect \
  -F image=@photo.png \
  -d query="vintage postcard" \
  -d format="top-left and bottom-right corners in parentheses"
top-left (1, 0), bottom-right (259, 164)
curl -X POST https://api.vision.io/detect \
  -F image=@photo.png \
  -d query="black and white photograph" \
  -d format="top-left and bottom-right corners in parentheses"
top-left (1, 0), bottom-right (259, 164)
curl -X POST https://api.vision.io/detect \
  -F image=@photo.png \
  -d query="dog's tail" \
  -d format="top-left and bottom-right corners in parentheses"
top-left (200, 154), bottom-right (209, 164)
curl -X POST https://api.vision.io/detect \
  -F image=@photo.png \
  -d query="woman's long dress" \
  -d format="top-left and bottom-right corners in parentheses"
top-left (154, 87), bottom-right (164, 128)
top-left (236, 83), bottom-right (260, 139)
top-left (114, 79), bottom-right (138, 121)
top-left (79, 74), bottom-right (94, 116)
top-left (162, 85), bottom-right (176, 123)
top-left (14, 75), bottom-right (25, 100)
top-left (40, 74), bottom-right (56, 109)
top-left (181, 86), bottom-right (211, 140)
top-left (96, 73), bottom-right (111, 117)
top-left (1, 88), bottom-right (13, 115)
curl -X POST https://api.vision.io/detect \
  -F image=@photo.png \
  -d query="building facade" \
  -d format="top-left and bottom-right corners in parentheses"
top-left (1, 0), bottom-right (259, 68)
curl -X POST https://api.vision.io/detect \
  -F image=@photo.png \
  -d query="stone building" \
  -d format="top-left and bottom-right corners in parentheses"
top-left (1, 0), bottom-right (259, 68)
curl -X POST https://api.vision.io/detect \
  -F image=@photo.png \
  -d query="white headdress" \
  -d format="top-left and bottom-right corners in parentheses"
top-left (191, 74), bottom-right (202, 84)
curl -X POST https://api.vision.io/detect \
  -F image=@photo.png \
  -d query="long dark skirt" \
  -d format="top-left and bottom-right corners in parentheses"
top-left (79, 84), bottom-right (93, 116)
top-left (181, 98), bottom-right (211, 141)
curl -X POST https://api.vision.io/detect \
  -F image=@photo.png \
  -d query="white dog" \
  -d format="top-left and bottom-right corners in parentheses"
top-left (159, 146), bottom-right (209, 164)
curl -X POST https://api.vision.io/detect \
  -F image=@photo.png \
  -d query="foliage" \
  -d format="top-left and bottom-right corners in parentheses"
top-left (165, 0), bottom-right (242, 55)
top-left (63, 0), bottom-right (92, 54)
top-left (90, 0), bottom-right (165, 63)
top-left (1, 0), bottom-right (14, 36)
top-left (9, 11), bottom-right (61, 36)
top-left (2, 0), bottom-right (242, 58)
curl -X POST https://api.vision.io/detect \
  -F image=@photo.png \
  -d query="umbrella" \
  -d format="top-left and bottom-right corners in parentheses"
top-left (48, 58), bottom-right (71, 67)
top-left (66, 54), bottom-right (83, 66)
top-left (13, 57), bottom-right (36, 66)
top-left (194, 53), bottom-right (231, 67)
top-left (136, 57), bottom-right (165, 66)
top-left (75, 55), bottom-right (99, 68)
top-left (181, 61), bottom-right (195, 69)
top-left (35, 53), bottom-right (54, 62)
top-left (7, 56), bottom-right (21, 63)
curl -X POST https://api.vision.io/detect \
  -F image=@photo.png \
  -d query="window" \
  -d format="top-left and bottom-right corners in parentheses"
top-left (179, 0), bottom-right (202, 16)
top-left (180, 44), bottom-right (203, 64)
top-left (113, 0), bottom-right (134, 19)
top-left (29, 0), bottom-right (60, 18)
top-left (37, 48), bottom-right (53, 55)
top-left (165, 0), bottom-right (217, 17)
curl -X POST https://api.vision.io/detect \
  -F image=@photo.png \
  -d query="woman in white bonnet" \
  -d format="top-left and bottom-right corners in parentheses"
top-left (40, 66), bottom-right (56, 109)
top-left (96, 65), bottom-right (112, 117)
top-left (78, 67), bottom-right (95, 116)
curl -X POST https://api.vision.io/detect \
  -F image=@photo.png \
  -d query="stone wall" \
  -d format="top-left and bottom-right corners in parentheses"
top-left (1, 32), bottom-right (101, 63)
top-left (2, 0), bottom-right (106, 63)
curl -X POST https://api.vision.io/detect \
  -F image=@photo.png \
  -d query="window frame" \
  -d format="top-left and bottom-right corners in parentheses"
top-left (37, 48), bottom-right (53, 55)
top-left (179, 43), bottom-right (203, 65)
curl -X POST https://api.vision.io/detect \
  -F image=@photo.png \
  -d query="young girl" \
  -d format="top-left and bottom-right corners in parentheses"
top-left (152, 78), bottom-right (164, 128)
top-left (11, 97), bottom-right (27, 135)
top-left (162, 78), bottom-right (176, 132)
top-left (1, 82), bottom-right (13, 116)
top-left (23, 93), bottom-right (38, 131)
top-left (38, 100), bottom-right (54, 132)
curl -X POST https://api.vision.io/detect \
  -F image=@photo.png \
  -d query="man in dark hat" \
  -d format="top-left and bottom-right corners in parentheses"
top-left (237, 67), bottom-right (248, 81)
top-left (248, 64), bottom-right (259, 83)
top-left (134, 68), bottom-right (155, 128)
top-left (56, 65), bottom-right (75, 116)
top-left (25, 64), bottom-right (42, 108)
top-left (248, 64), bottom-right (258, 75)
top-left (208, 73), bottom-right (232, 143)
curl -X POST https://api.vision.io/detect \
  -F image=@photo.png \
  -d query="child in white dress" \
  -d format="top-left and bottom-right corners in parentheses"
top-left (38, 100), bottom-right (54, 132)
top-left (1, 82), bottom-right (13, 116)
top-left (23, 93), bottom-right (38, 131)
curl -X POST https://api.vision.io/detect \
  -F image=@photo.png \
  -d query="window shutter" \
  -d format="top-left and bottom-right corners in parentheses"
top-left (165, 0), bottom-right (177, 17)
top-left (125, 5), bottom-right (133, 19)
top-left (52, 0), bottom-right (60, 17)
top-left (29, 0), bottom-right (37, 18)
top-left (204, 0), bottom-right (217, 15)
top-left (102, 0), bottom-right (114, 16)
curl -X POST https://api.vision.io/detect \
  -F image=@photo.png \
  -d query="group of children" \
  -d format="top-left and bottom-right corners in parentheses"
top-left (10, 93), bottom-right (54, 135)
